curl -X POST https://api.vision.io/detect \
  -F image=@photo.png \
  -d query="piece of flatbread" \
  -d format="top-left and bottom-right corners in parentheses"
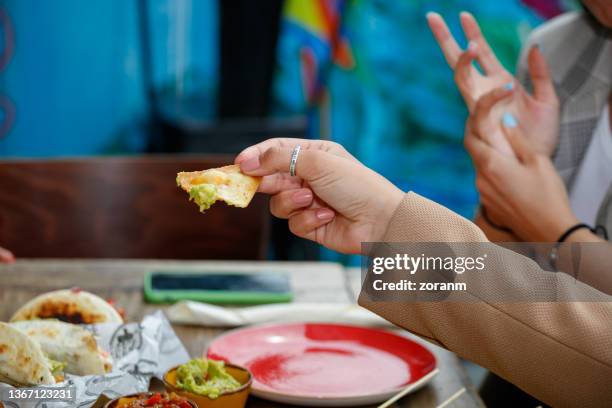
top-left (11, 320), bottom-right (112, 376)
top-left (176, 164), bottom-right (261, 209)
top-left (10, 289), bottom-right (124, 324)
top-left (0, 322), bottom-right (55, 386)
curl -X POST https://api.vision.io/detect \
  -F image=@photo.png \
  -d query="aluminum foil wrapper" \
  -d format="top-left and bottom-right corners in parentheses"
top-left (1, 311), bottom-right (190, 408)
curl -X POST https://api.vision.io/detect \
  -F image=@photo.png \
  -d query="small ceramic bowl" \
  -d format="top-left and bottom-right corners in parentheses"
top-left (163, 364), bottom-right (252, 408)
top-left (104, 391), bottom-right (197, 407)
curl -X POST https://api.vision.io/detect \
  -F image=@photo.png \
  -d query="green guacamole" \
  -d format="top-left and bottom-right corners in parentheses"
top-left (46, 357), bottom-right (66, 380)
top-left (188, 184), bottom-right (218, 212)
top-left (176, 358), bottom-right (241, 399)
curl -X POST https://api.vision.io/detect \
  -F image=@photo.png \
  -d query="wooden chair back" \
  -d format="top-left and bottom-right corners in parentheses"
top-left (0, 156), bottom-right (269, 259)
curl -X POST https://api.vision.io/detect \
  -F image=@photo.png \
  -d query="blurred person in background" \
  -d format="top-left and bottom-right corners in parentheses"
top-left (428, 2), bottom-right (611, 244)
top-left (428, 1), bottom-right (611, 406)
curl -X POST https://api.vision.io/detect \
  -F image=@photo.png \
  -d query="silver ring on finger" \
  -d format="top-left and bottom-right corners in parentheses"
top-left (290, 145), bottom-right (301, 177)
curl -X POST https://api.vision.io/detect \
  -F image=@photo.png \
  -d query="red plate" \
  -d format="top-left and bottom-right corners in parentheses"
top-left (207, 323), bottom-right (437, 407)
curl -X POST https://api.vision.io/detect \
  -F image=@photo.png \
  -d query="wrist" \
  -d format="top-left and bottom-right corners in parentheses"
top-left (550, 215), bottom-right (581, 242)
top-left (549, 222), bottom-right (603, 271)
top-left (535, 213), bottom-right (580, 242)
top-left (563, 228), bottom-right (602, 243)
top-left (475, 213), bottom-right (517, 242)
top-left (370, 185), bottom-right (404, 242)
top-left (480, 206), bottom-right (513, 233)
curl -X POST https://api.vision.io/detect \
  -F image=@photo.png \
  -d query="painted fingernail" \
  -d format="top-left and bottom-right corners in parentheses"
top-left (316, 209), bottom-right (335, 221)
top-left (502, 112), bottom-right (518, 128)
top-left (504, 82), bottom-right (514, 91)
top-left (240, 156), bottom-right (260, 171)
top-left (292, 190), bottom-right (313, 206)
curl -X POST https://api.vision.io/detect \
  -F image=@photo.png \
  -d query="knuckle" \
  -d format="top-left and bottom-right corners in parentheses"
top-left (264, 145), bottom-right (282, 160)
top-left (328, 141), bottom-right (347, 155)
top-left (269, 137), bottom-right (283, 145)
top-left (328, 141), bottom-right (342, 150)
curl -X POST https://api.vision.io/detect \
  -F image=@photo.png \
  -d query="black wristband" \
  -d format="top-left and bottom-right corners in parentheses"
top-left (551, 223), bottom-right (608, 271)
top-left (594, 225), bottom-right (609, 240)
top-left (480, 206), bottom-right (513, 234)
top-left (557, 223), bottom-right (594, 243)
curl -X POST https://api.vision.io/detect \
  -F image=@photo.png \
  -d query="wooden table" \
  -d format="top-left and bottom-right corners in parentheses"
top-left (0, 260), bottom-right (484, 408)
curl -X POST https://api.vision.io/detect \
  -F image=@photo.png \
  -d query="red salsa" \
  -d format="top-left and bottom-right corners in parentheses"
top-left (115, 392), bottom-right (192, 408)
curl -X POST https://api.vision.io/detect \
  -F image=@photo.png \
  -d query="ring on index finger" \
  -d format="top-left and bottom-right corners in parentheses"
top-left (290, 145), bottom-right (301, 177)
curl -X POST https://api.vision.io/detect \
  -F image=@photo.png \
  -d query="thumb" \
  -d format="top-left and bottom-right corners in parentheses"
top-left (501, 112), bottom-right (535, 164)
top-left (527, 45), bottom-right (556, 103)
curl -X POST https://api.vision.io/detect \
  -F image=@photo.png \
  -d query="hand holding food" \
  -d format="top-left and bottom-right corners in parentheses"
top-left (235, 138), bottom-right (404, 254)
top-left (177, 164), bottom-right (261, 211)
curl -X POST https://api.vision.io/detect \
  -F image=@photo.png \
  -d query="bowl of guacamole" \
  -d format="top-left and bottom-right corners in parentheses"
top-left (164, 358), bottom-right (252, 408)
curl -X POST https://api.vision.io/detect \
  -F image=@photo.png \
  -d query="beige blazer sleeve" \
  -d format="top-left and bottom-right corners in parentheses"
top-left (358, 193), bottom-right (612, 408)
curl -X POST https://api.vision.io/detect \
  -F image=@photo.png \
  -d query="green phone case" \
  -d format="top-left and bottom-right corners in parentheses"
top-left (143, 272), bottom-right (293, 305)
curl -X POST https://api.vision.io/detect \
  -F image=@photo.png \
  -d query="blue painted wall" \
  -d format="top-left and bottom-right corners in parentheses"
top-left (0, 0), bottom-right (218, 157)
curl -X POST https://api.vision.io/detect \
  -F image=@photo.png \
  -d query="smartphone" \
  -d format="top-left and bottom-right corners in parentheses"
top-left (144, 271), bottom-right (293, 305)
